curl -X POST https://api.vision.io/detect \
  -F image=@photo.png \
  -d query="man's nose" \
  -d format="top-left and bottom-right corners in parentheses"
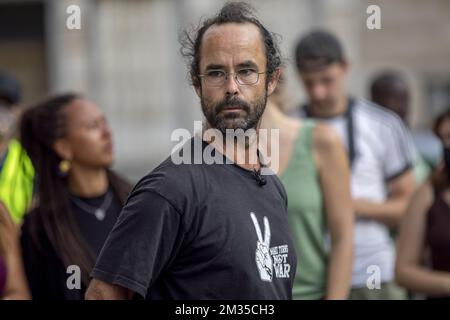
top-left (102, 123), bottom-right (112, 140)
top-left (224, 74), bottom-right (239, 96)
top-left (310, 84), bottom-right (327, 100)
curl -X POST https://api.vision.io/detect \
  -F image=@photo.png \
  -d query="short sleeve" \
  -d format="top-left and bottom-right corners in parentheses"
top-left (382, 116), bottom-right (415, 181)
top-left (90, 189), bottom-right (185, 298)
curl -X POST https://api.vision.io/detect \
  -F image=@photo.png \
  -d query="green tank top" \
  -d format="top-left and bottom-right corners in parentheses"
top-left (280, 120), bottom-right (327, 300)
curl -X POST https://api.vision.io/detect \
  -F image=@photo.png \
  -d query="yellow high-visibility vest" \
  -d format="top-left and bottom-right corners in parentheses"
top-left (0, 139), bottom-right (34, 224)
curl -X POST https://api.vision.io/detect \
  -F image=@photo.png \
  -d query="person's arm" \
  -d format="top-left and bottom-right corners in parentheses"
top-left (313, 124), bottom-right (354, 300)
top-left (85, 185), bottom-right (185, 300)
top-left (0, 203), bottom-right (31, 300)
top-left (85, 279), bottom-right (134, 300)
top-left (395, 182), bottom-right (450, 295)
top-left (354, 170), bottom-right (415, 228)
top-left (354, 113), bottom-right (417, 229)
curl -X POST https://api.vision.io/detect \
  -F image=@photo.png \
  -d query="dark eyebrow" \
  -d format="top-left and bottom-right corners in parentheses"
top-left (236, 61), bottom-right (258, 69)
top-left (205, 64), bottom-right (225, 71)
top-left (204, 61), bottom-right (259, 72)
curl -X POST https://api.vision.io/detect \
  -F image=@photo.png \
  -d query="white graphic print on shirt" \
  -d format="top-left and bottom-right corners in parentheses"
top-left (250, 212), bottom-right (291, 282)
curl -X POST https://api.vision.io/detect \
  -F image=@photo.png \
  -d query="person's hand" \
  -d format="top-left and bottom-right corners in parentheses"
top-left (255, 240), bottom-right (273, 281)
top-left (250, 213), bottom-right (273, 282)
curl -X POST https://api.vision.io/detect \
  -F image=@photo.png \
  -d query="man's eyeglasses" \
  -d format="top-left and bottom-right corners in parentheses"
top-left (198, 69), bottom-right (266, 87)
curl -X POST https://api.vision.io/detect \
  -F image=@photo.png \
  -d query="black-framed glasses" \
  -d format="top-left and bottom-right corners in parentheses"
top-left (198, 69), bottom-right (266, 87)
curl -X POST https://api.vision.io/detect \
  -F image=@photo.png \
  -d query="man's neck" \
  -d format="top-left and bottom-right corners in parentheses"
top-left (309, 95), bottom-right (349, 118)
top-left (203, 124), bottom-right (261, 171)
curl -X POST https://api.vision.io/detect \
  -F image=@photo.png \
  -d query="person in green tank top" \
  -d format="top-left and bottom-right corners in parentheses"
top-left (260, 77), bottom-right (354, 299)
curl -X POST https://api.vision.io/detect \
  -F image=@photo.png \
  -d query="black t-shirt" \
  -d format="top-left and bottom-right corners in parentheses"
top-left (91, 138), bottom-right (297, 299)
top-left (70, 188), bottom-right (121, 256)
top-left (21, 186), bottom-right (123, 300)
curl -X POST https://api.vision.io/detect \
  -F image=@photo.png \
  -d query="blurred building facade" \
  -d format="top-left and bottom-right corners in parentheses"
top-left (0, 0), bottom-right (449, 181)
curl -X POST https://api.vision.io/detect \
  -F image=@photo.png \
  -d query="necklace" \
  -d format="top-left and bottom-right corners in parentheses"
top-left (70, 190), bottom-right (113, 221)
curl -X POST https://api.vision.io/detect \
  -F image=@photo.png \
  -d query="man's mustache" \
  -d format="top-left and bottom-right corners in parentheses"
top-left (215, 96), bottom-right (251, 114)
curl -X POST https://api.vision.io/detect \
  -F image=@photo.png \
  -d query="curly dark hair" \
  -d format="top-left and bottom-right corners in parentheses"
top-left (180, 2), bottom-right (282, 88)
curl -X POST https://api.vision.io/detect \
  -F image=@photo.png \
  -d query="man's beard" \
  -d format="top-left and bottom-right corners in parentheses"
top-left (201, 92), bottom-right (267, 135)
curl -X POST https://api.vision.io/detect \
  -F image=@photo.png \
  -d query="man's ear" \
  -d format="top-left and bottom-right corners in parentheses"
top-left (194, 84), bottom-right (201, 98)
top-left (193, 74), bottom-right (202, 98)
top-left (340, 59), bottom-right (349, 75)
top-left (53, 138), bottom-right (73, 161)
top-left (267, 69), bottom-right (281, 96)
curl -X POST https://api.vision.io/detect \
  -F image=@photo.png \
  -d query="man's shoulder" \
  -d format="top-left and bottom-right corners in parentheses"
top-left (136, 157), bottom-right (200, 194)
top-left (133, 138), bottom-right (210, 200)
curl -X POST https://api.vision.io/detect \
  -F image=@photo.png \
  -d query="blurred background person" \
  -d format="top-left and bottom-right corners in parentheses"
top-left (260, 75), bottom-right (353, 299)
top-left (370, 71), bottom-right (410, 123)
top-left (292, 30), bottom-right (416, 299)
top-left (0, 201), bottom-right (30, 299)
top-left (0, 70), bottom-right (34, 224)
top-left (19, 93), bottom-right (132, 299)
top-left (370, 71), bottom-right (431, 184)
top-left (396, 108), bottom-right (450, 300)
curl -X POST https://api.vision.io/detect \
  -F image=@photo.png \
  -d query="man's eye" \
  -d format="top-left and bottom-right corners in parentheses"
top-left (238, 69), bottom-right (255, 77)
top-left (85, 121), bottom-right (99, 129)
top-left (322, 78), bottom-right (333, 85)
top-left (208, 71), bottom-right (224, 78)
